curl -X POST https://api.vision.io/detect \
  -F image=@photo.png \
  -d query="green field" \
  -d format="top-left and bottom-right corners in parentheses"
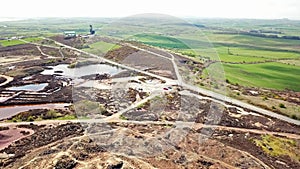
top-left (131, 33), bottom-right (300, 64)
top-left (210, 46), bottom-right (300, 63)
top-left (128, 32), bottom-right (300, 92)
top-left (0, 39), bottom-right (26, 47)
top-left (132, 34), bottom-right (189, 49)
top-left (205, 33), bottom-right (300, 52)
top-left (223, 62), bottom-right (300, 91)
top-left (0, 37), bottom-right (42, 47)
top-left (223, 47), bottom-right (300, 59)
top-left (23, 37), bottom-right (42, 43)
top-left (83, 41), bottom-right (120, 55)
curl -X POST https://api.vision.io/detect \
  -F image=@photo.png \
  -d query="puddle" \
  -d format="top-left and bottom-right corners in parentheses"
top-left (7, 83), bottom-right (48, 91)
top-left (41, 64), bottom-right (123, 78)
top-left (22, 76), bottom-right (33, 80)
top-left (0, 103), bottom-right (71, 120)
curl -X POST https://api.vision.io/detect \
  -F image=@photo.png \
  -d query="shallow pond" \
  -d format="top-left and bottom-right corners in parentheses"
top-left (41, 64), bottom-right (123, 78)
top-left (7, 83), bottom-right (48, 91)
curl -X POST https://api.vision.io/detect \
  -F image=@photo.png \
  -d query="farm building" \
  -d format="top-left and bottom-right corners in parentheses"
top-left (63, 31), bottom-right (76, 39)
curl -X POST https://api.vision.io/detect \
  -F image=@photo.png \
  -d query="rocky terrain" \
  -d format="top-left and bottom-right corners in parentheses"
top-left (0, 35), bottom-right (299, 169)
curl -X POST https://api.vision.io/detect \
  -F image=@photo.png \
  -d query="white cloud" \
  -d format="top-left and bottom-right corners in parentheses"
top-left (0, 0), bottom-right (299, 19)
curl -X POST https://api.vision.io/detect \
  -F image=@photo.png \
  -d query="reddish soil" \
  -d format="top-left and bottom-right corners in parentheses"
top-left (0, 123), bottom-right (84, 168)
top-left (0, 127), bottom-right (34, 151)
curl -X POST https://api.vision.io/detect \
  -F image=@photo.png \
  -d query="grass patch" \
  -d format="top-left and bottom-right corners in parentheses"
top-left (206, 33), bottom-right (300, 52)
top-left (253, 135), bottom-right (300, 162)
top-left (55, 115), bottom-right (77, 120)
top-left (83, 41), bottom-right (120, 55)
top-left (23, 37), bottom-right (42, 43)
top-left (279, 103), bottom-right (286, 108)
top-left (179, 45), bottom-right (300, 63)
top-left (74, 100), bottom-right (107, 116)
top-left (180, 50), bottom-right (196, 57)
top-left (8, 109), bottom-right (75, 122)
top-left (224, 47), bottom-right (300, 59)
top-left (68, 62), bottom-right (76, 68)
top-left (0, 37), bottom-right (42, 47)
top-left (220, 62), bottom-right (300, 91)
top-left (119, 114), bottom-right (128, 120)
top-left (132, 33), bottom-right (189, 49)
top-left (0, 39), bottom-right (26, 47)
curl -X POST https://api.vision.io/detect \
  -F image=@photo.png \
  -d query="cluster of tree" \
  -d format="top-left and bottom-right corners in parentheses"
top-left (249, 29), bottom-right (282, 34)
top-left (216, 31), bottom-right (300, 40)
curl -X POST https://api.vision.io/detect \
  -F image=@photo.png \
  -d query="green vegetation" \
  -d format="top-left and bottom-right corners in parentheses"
top-left (164, 124), bottom-right (173, 128)
top-left (205, 33), bottom-right (300, 52)
top-left (222, 62), bottom-right (300, 91)
top-left (180, 50), bottom-right (196, 57)
top-left (207, 46), bottom-right (300, 63)
top-left (74, 100), bottom-right (107, 116)
top-left (0, 37), bottom-right (42, 47)
top-left (44, 110), bottom-right (59, 119)
top-left (8, 109), bottom-right (75, 122)
top-left (23, 37), bottom-right (42, 43)
top-left (0, 39), bottom-right (26, 47)
top-left (279, 103), bottom-right (286, 108)
top-left (119, 114), bottom-right (128, 120)
top-left (67, 60), bottom-right (100, 69)
top-left (121, 25), bottom-right (300, 92)
top-left (68, 62), bottom-right (76, 68)
top-left (254, 135), bottom-right (300, 162)
top-left (55, 115), bottom-right (77, 120)
top-left (132, 34), bottom-right (189, 49)
top-left (46, 59), bottom-right (56, 64)
top-left (83, 41), bottom-right (120, 55)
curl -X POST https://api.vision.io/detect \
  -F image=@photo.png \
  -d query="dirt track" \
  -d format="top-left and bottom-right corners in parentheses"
top-left (0, 75), bottom-right (13, 87)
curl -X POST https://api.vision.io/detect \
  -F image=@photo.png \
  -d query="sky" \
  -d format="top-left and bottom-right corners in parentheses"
top-left (0, 0), bottom-right (300, 20)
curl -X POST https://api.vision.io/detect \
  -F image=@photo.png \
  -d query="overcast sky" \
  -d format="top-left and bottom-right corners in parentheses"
top-left (0, 0), bottom-right (299, 20)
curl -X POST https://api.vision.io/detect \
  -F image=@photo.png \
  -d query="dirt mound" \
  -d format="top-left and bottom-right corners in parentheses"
top-left (104, 46), bottom-right (138, 61)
